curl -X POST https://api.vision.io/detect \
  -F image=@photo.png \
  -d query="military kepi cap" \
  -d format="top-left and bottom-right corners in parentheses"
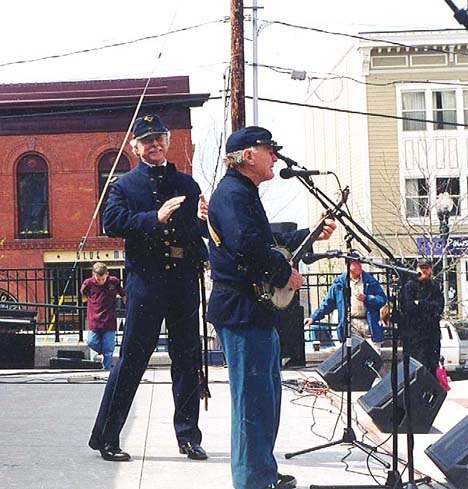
top-left (417, 257), bottom-right (433, 267)
top-left (226, 126), bottom-right (282, 153)
top-left (132, 113), bottom-right (168, 139)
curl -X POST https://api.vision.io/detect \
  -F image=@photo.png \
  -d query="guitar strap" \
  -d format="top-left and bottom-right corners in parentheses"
top-left (207, 217), bottom-right (222, 247)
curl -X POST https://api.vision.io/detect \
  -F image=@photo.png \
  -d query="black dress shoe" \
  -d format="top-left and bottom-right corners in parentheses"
top-left (99, 444), bottom-right (131, 462)
top-left (277, 473), bottom-right (297, 489)
top-left (178, 442), bottom-right (208, 460)
top-left (262, 473), bottom-right (297, 489)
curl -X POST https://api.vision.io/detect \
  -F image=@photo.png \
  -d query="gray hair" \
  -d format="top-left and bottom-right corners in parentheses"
top-left (224, 146), bottom-right (259, 169)
top-left (129, 132), bottom-right (171, 156)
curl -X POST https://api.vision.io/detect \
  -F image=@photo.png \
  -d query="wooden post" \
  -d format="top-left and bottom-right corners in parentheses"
top-left (230, 0), bottom-right (245, 132)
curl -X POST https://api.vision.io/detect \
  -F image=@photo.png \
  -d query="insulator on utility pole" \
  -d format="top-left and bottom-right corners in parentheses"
top-left (230, 0), bottom-right (246, 132)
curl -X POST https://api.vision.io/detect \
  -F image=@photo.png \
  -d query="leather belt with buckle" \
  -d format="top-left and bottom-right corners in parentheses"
top-left (169, 246), bottom-right (184, 259)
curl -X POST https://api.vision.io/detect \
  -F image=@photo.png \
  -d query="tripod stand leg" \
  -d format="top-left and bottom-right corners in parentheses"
top-left (285, 439), bottom-right (342, 459)
top-left (310, 484), bottom-right (389, 489)
top-left (353, 441), bottom-right (390, 468)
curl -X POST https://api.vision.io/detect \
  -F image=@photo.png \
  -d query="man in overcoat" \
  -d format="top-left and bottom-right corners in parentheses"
top-left (89, 113), bottom-right (209, 462)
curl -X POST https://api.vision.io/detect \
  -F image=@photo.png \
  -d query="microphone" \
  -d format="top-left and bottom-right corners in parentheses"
top-left (274, 151), bottom-right (299, 167)
top-left (279, 167), bottom-right (331, 179)
top-left (302, 250), bottom-right (342, 264)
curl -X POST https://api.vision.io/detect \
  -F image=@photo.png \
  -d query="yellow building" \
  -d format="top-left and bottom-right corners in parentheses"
top-left (305, 29), bottom-right (468, 316)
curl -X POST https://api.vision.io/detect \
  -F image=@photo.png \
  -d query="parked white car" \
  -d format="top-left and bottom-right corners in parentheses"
top-left (440, 319), bottom-right (468, 378)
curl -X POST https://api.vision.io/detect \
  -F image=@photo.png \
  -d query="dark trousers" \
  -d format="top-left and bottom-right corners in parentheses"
top-left (407, 335), bottom-right (441, 377)
top-left (90, 269), bottom-right (202, 447)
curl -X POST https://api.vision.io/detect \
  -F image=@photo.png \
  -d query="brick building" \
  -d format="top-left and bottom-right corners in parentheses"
top-left (0, 76), bottom-right (209, 312)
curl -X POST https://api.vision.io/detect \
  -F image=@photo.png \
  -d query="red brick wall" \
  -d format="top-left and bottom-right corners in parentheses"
top-left (0, 128), bottom-right (193, 269)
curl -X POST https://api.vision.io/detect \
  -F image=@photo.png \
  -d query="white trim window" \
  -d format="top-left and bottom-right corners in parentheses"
top-left (436, 177), bottom-right (460, 216)
top-left (463, 90), bottom-right (468, 126)
top-left (402, 91), bottom-right (426, 131)
top-left (432, 90), bottom-right (457, 131)
top-left (405, 178), bottom-right (429, 217)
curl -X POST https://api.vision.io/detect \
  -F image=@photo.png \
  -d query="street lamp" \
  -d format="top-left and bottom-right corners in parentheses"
top-left (435, 191), bottom-right (454, 312)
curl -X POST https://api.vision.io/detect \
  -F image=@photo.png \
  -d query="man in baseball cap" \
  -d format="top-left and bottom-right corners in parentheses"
top-left (400, 257), bottom-right (444, 377)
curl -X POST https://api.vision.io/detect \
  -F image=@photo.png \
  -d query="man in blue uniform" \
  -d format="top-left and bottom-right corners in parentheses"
top-left (207, 127), bottom-right (336, 489)
top-left (88, 113), bottom-right (209, 462)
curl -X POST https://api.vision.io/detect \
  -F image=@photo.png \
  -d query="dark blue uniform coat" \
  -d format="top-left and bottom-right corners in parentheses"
top-left (207, 168), bottom-right (308, 489)
top-left (90, 161), bottom-right (207, 448)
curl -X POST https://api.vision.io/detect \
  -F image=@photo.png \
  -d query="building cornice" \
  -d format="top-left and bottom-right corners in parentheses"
top-left (358, 29), bottom-right (468, 50)
top-left (0, 77), bottom-right (210, 135)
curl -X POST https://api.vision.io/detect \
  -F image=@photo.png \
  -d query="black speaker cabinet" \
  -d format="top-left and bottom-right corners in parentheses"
top-left (0, 311), bottom-right (36, 369)
top-left (316, 335), bottom-right (383, 391)
top-left (277, 303), bottom-right (305, 367)
top-left (358, 357), bottom-right (447, 433)
top-left (425, 415), bottom-right (468, 489)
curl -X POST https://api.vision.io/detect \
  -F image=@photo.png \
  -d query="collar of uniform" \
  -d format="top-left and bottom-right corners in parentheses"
top-left (225, 168), bottom-right (259, 193)
top-left (137, 160), bottom-right (177, 178)
top-left (141, 159), bottom-right (167, 168)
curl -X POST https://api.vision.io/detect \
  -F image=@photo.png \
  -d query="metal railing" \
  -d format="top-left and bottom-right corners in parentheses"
top-left (0, 267), bottom-right (390, 344)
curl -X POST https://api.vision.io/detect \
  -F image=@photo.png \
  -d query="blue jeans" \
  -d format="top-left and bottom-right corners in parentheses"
top-left (216, 324), bottom-right (282, 489)
top-left (87, 330), bottom-right (116, 369)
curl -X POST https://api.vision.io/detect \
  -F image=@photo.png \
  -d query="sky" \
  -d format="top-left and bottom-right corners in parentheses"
top-left (0, 0), bottom-right (463, 227)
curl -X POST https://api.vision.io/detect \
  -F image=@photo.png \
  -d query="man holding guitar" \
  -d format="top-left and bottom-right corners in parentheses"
top-left (206, 126), bottom-right (336, 489)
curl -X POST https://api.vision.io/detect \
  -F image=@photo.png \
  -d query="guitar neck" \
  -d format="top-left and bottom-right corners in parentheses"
top-left (291, 219), bottom-right (326, 268)
top-left (290, 188), bottom-right (348, 268)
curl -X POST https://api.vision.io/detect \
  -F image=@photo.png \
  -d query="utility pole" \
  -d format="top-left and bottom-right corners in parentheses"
top-left (230, 0), bottom-right (245, 132)
top-left (252, 0), bottom-right (259, 125)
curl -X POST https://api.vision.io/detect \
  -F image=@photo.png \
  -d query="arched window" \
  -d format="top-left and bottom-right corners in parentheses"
top-left (17, 154), bottom-right (49, 239)
top-left (98, 151), bottom-right (131, 234)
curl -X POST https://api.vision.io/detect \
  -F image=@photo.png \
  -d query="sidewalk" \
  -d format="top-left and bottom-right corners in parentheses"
top-left (0, 366), bottom-right (465, 489)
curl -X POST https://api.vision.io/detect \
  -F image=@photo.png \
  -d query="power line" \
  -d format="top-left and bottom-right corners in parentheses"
top-left (254, 61), bottom-right (468, 89)
top-left (0, 19), bottom-right (226, 68)
top-left (248, 95), bottom-right (468, 128)
top-left (1, 92), bottom-right (466, 129)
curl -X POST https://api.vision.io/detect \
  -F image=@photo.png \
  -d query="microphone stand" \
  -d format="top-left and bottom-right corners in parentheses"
top-left (276, 153), bottom-right (429, 489)
top-left (286, 247), bottom-right (390, 489)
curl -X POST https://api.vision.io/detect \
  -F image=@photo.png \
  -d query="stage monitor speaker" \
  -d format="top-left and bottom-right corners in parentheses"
top-left (0, 311), bottom-right (36, 369)
top-left (358, 357), bottom-right (447, 433)
top-left (425, 415), bottom-right (468, 489)
top-left (316, 335), bottom-right (383, 391)
top-left (277, 303), bottom-right (305, 367)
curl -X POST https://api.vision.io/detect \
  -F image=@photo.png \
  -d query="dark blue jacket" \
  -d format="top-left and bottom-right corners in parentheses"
top-left (310, 271), bottom-right (387, 342)
top-left (207, 169), bottom-right (309, 328)
top-left (103, 161), bottom-right (208, 276)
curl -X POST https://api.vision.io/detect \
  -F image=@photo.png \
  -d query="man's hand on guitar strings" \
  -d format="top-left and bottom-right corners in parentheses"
top-left (287, 267), bottom-right (304, 291)
top-left (317, 217), bottom-right (336, 241)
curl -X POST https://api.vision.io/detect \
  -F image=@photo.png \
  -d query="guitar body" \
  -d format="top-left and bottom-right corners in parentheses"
top-left (254, 246), bottom-right (296, 310)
